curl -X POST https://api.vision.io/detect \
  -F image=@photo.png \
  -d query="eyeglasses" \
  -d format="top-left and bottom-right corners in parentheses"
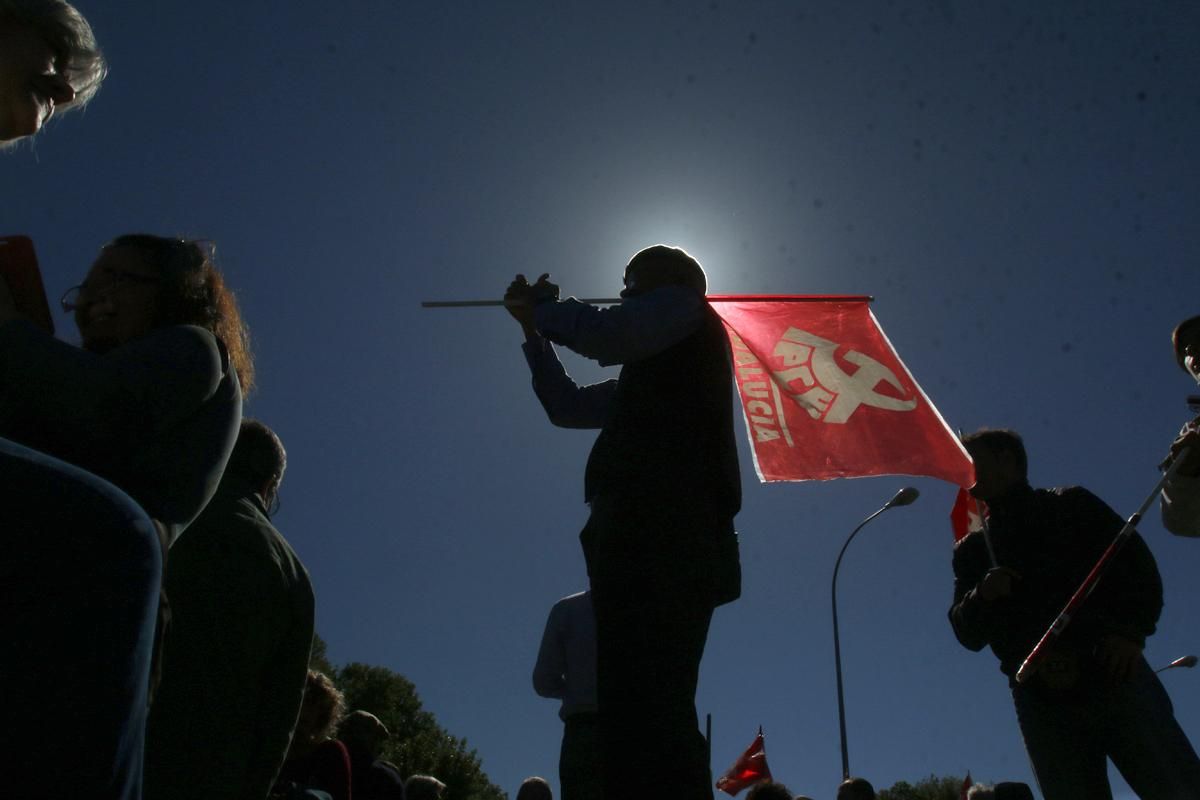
top-left (61, 269), bottom-right (160, 313)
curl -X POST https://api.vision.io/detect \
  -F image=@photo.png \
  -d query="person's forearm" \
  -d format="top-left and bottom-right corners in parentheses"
top-left (949, 587), bottom-right (999, 651)
top-left (0, 323), bottom-right (222, 445)
top-left (0, 320), bottom-right (128, 437)
top-left (522, 320), bottom-right (539, 343)
top-left (522, 337), bottom-right (612, 428)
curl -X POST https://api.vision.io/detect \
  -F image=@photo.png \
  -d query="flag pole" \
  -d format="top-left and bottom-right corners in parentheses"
top-left (977, 503), bottom-right (999, 568)
top-left (955, 428), bottom-right (996, 568)
top-left (1015, 446), bottom-right (1191, 684)
top-left (420, 294), bottom-right (875, 308)
top-left (422, 298), bottom-right (620, 308)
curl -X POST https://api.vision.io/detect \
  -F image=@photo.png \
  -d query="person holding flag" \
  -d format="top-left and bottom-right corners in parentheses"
top-left (505, 244), bottom-right (741, 800)
top-left (948, 429), bottom-right (1200, 800)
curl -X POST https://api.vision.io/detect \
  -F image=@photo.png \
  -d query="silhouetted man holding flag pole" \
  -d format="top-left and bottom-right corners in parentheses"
top-left (505, 245), bottom-right (741, 800)
top-left (949, 428), bottom-right (1200, 800)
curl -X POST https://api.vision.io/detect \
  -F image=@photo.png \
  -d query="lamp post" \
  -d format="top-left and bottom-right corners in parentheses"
top-left (832, 486), bottom-right (920, 780)
top-left (1156, 655), bottom-right (1198, 674)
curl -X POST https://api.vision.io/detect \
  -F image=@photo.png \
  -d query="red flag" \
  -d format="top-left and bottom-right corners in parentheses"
top-left (715, 727), bottom-right (772, 796)
top-left (960, 772), bottom-right (973, 800)
top-left (711, 296), bottom-right (973, 486)
top-left (950, 487), bottom-right (987, 542)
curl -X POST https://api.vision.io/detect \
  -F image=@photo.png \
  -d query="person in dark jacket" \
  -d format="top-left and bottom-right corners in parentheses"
top-left (341, 710), bottom-right (406, 800)
top-left (949, 428), bottom-right (1200, 800)
top-left (505, 245), bottom-right (741, 800)
top-left (145, 419), bottom-right (314, 800)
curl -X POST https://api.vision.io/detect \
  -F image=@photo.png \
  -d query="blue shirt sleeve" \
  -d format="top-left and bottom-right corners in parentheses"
top-left (521, 336), bottom-right (615, 429)
top-left (532, 286), bottom-right (706, 366)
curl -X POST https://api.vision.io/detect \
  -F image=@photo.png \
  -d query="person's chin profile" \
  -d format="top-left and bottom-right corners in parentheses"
top-left (0, 103), bottom-right (43, 142)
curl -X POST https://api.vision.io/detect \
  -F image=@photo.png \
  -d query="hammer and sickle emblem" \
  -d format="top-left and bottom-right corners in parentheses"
top-left (770, 327), bottom-right (918, 424)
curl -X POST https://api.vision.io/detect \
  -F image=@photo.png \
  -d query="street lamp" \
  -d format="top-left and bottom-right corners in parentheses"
top-left (831, 486), bottom-right (920, 780)
top-left (1156, 655), bottom-right (1198, 674)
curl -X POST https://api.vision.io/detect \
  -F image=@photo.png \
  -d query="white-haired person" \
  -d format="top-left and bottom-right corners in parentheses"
top-left (0, 0), bottom-right (104, 142)
top-left (405, 774), bottom-right (447, 800)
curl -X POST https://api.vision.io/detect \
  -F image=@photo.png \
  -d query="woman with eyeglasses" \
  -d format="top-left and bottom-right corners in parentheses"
top-left (0, 234), bottom-right (250, 799)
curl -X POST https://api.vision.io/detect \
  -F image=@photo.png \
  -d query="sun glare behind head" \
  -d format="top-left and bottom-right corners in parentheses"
top-left (601, 200), bottom-right (743, 295)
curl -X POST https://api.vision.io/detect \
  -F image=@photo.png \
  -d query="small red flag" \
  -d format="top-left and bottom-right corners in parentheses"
top-left (950, 488), bottom-right (987, 542)
top-left (712, 297), bottom-right (973, 486)
top-left (715, 727), bottom-right (772, 796)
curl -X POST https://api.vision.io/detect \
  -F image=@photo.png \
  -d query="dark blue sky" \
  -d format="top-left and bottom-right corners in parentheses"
top-left (5, 2), bottom-right (1198, 797)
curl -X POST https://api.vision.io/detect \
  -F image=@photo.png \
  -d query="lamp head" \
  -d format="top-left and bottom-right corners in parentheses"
top-left (885, 487), bottom-right (920, 509)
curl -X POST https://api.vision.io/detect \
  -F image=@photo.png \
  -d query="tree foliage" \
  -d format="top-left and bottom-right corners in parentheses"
top-left (308, 633), bottom-right (336, 677)
top-left (309, 637), bottom-right (506, 800)
top-left (879, 774), bottom-right (966, 800)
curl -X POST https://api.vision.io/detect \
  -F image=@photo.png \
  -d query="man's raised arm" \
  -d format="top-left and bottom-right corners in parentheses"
top-left (506, 273), bottom-right (614, 429)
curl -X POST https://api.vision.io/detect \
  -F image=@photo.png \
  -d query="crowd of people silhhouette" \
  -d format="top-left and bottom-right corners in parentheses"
top-left (4, 2), bottom-right (1200, 799)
